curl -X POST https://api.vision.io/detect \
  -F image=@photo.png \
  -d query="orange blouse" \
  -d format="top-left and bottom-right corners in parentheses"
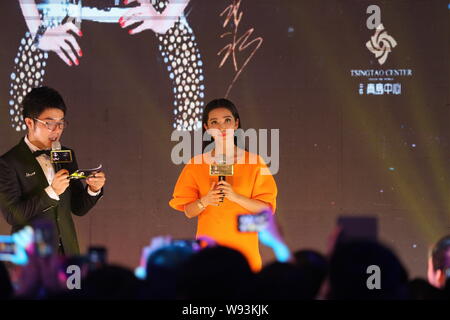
top-left (169, 151), bottom-right (277, 271)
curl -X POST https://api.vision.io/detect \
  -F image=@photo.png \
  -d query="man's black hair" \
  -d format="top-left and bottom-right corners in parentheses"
top-left (22, 86), bottom-right (67, 120)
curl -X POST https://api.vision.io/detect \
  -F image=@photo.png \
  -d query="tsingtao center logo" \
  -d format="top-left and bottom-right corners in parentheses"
top-left (349, 5), bottom-right (412, 96)
top-left (366, 23), bottom-right (397, 66)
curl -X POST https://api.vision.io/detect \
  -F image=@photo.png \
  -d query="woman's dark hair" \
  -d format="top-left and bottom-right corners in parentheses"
top-left (22, 86), bottom-right (67, 120)
top-left (201, 98), bottom-right (242, 152)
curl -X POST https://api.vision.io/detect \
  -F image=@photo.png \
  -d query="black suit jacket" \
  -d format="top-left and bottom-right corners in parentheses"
top-left (0, 138), bottom-right (103, 256)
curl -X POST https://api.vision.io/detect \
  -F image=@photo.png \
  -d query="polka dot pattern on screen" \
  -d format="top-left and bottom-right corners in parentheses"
top-left (9, 32), bottom-right (48, 132)
top-left (9, 7), bottom-right (64, 132)
top-left (8, 1), bottom-right (205, 132)
top-left (155, 0), bottom-right (205, 131)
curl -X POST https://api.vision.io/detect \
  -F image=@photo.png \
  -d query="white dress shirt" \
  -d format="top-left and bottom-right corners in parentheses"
top-left (24, 135), bottom-right (100, 200)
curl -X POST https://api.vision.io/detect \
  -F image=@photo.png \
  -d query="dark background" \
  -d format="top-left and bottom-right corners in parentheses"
top-left (0, 0), bottom-right (448, 278)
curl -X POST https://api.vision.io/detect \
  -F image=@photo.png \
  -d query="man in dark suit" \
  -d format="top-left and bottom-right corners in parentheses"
top-left (0, 86), bottom-right (106, 256)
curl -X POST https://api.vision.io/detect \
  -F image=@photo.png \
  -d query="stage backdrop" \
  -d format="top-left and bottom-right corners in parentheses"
top-left (0, 0), bottom-right (448, 278)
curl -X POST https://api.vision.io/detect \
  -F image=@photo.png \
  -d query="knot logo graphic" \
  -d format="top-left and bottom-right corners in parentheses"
top-left (366, 24), bottom-right (397, 65)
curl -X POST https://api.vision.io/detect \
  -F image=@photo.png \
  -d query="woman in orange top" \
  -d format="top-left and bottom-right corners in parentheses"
top-left (169, 99), bottom-right (277, 271)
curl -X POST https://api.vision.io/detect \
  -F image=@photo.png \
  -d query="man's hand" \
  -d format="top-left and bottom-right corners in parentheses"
top-left (86, 172), bottom-right (106, 193)
top-left (51, 169), bottom-right (70, 195)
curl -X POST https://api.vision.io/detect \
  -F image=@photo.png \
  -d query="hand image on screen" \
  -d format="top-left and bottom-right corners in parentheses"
top-left (10, 0), bottom-right (205, 132)
top-left (120, 0), bottom-right (190, 35)
top-left (36, 22), bottom-right (83, 67)
top-left (19, 0), bottom-right (83, 67)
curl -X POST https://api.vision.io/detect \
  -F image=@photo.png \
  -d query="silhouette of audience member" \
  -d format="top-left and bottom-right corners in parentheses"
top-left (293, 249), bottom-right (328, 299)
top-left (251, 262), bottom-right (313, 300)
top-left (81, 265), bottom-right (145, 300)
top-left (327, 240), bottom-right (409, 300)
top-left (177, 246), bottom-right (254, 300)
top-left (408, 278), bottom-right (446, 300)
top-left (144, 244), bottom-right (196, 299)
top-left (0, 262), bottom-right (13, 299)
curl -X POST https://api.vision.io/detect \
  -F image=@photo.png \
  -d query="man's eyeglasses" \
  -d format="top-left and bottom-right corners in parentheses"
top-left (34, 118), bottom-right (68, 131)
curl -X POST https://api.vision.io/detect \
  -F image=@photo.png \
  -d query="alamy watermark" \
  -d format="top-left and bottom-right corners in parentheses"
top-left (366, 264), bottom-right (381, 290)
top-left (66, 265), bottom-right (81, 290)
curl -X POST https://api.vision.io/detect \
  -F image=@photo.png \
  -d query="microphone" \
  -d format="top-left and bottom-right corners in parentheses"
top-left (218, 156), bottom-right (226, 202)
top-left (51, 141), bottom-right (62, 172)
top-left (50, 141), bottom-right (73, 172)
top-left (209, 154), bottom-right (234, 203)
top-left (218, 154), bottom-right (226, 183)
top-left (51, 141), bottom-right (61, 152)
